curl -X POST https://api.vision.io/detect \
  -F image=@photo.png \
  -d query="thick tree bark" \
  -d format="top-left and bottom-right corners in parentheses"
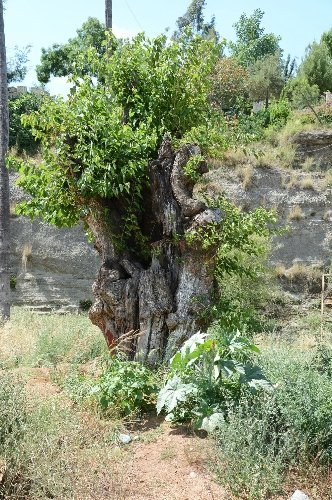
top-left (89, 137), bottom-right (221, 364)
top-left (0, 0), bottom-right (10, 321)
top-left (105, 0), bottom-right (112, 31)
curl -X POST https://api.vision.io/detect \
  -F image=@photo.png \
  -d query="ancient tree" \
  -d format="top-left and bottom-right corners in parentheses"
top-left (14, 33), bottom-right (274, 362)
top-left (0, 0), bottom-right (10, 320)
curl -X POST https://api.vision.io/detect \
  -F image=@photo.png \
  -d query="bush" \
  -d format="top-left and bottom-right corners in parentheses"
top-left (9, 92), bottom-right (47, 155)
top-left (215, 344), bottom-right (332, 498)
top-left (268, 99), bottom-right (291, 128)
top-left (316, 103), bottom-right (332, 124)
top-left (91, 357), bottom-right (159, 416)
top-left (157, 330), bottom-right (271, 431)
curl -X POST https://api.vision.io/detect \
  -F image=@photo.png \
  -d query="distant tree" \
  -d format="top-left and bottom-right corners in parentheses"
top-left (36, 17), bottom-right (107, 84)
top-left (9, 91), bottom-right (47, 154)
top-left (284, 76), bottom-right (321, 122)
top-left (210, 57), bottom-right (249, 111)
top-left (283, 53), bottom-right (296, 81)
top-left (321, 28), bottom-right (332, 58)
top-left (0, 0), bottom-right (10, 320)
top-left (229, 9), bottom-right (281, 67)
top-left (7, 45), bottom-right (30, 83)
top-left (299, 40), bottom-right (332, 93)
top-left (247, 52), bottom-right (285, 108)
top-left (173, 0), bottom-right (218, 40)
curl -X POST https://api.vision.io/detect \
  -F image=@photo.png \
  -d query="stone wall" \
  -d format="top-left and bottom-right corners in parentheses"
top-left (9, 174), bottom-right (99, 312)
top-left (202, 165), bottom-right (332, 269)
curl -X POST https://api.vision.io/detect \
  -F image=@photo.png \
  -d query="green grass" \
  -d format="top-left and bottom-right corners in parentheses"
top-left (0, 307), bottom-right (107, 369)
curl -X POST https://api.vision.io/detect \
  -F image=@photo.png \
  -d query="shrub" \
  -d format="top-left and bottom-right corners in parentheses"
top-left (268, 99), bottom-right (291, 129)
top-left (215, 345), bottom-right (332, 498)
top-left (9, 92), bottom-right (47, 155)
top-left (91, 357), bottom-right (158, 416)
top-left (157, 330), bottom-right (271, 430)
top-left (316, 103), bottom-right (332, 124)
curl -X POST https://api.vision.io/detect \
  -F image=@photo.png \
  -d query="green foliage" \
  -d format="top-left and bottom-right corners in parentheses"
top-left (9, 91), bottom-right (46, 155)
top-left (91, 357), bottom-right (158, 416)
top-left (248, 51), bottom-right (285, 105)
top-left (36, 17), bottom-right (107, 83)
top-left (322, 28), bottom-right (332, 59)
top-left (316, 103), bottom-right (332, 124)
top-left (13, 32), bottom-right (219, 256)
top-left (173, 0), bottom-right (219, 41)
top-left (9, 274), bottom-right (17, 290)
top-left (186, 195), bottom-right (278, 278)
top-left (157, 331), bottom-right (270, 429)
top-left (208, 251), bottom-right (274, 334)
top-left (215, 344), bottom-right (332, 498)
top-left (183, 154), bottom-right (205, 182)
top-left (79, 298), bottom-right (92, 311)
top-left (7, 45), bottom-right (30, 83)
top-left (267, 99), bottom-right (291, 128)
top-left (299, 40), bottom-right (332, 94)
top-left (178, 117), bottom-right (229, 157)
top-left (229, 9), bottom-right (281, 67)
top-left (283, 76), bottom-right (321, 118)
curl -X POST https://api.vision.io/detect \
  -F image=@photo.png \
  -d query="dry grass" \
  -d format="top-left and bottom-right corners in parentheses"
top-left (255, 142), bottom-right (297, 170)
top-left (325, 168), bottom-right (332, 188)
top-left (9, 202), bottom-right (17, 216)
top-left (323, 210), bottom-right (332, 222)
top-left (0, 308), bottom-right (107, 369)
top-left (288, 205), bottom-right (304, 221)
top-left (301, 156), bottom-right (315, 172)
top-left (300, 175), bottom-right (314, 190)
top-left (237, 164), bottom-right (254, 190)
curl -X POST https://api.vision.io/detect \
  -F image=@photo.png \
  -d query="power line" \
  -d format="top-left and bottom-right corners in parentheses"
top-left (123, 0), bottom-right (144, 31)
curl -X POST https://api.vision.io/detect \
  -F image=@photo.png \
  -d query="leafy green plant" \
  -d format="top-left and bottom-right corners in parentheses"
top-left (12, 32), bottom-right (220, 256)
top-left (186, 195), bottom-right (278, 279)
top-left (268, 99), bottom-right (291, 128)
top-left (183, 154), bottom-right (205, 182)
top-left (9, 274), bottom-right (17, 290)
top-left (9, 91), bottom-right (47, 155)
top-left (157, 331), bottom-right (271, 430)
top-left (91, 357), bottom-right (158, 416)
top-left (79, 298), bottom-right (92, 311)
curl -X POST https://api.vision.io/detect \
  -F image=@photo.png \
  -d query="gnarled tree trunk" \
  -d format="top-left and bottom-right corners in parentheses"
top-left (89, 137), bottom-right (220, 364)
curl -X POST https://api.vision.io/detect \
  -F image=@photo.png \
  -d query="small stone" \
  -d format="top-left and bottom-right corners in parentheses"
top-left (133, 435), bottom-right (139, 441)
top-left (118, 433), bottom-right (132, 444)
top-left (291, 490), bottom-right (309, 500)
top-left (189, 471), bottom-right (198, 478)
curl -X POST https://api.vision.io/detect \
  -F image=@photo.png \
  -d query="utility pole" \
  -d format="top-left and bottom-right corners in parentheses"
top-left (105, 0), bottom-right (112, 30)
top-left (0, 0), bottom-right (10, 320)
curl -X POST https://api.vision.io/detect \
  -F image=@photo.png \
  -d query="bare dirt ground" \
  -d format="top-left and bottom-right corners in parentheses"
top-left (22, 367), bottom-right (226, 500)
top-left (122, 422), bottom-right (226, 500)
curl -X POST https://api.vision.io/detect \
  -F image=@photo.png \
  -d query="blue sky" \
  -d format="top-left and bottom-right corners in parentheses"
top-left (4, 0), bottom-right (332, 95)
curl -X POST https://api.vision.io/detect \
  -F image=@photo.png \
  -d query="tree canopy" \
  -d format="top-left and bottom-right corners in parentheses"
top-left (15, 33), bottom-right (219, 247)
top-left (229, 9), bottom-right (281, 67)
top-left (36, 17), bottom-right (106, 84)
top-left (299, 40), bottom-right (332, 93)
top-left (7, 45), bottom-right (30, 83)
top-left (173, 0), bottom-right (218, 40)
